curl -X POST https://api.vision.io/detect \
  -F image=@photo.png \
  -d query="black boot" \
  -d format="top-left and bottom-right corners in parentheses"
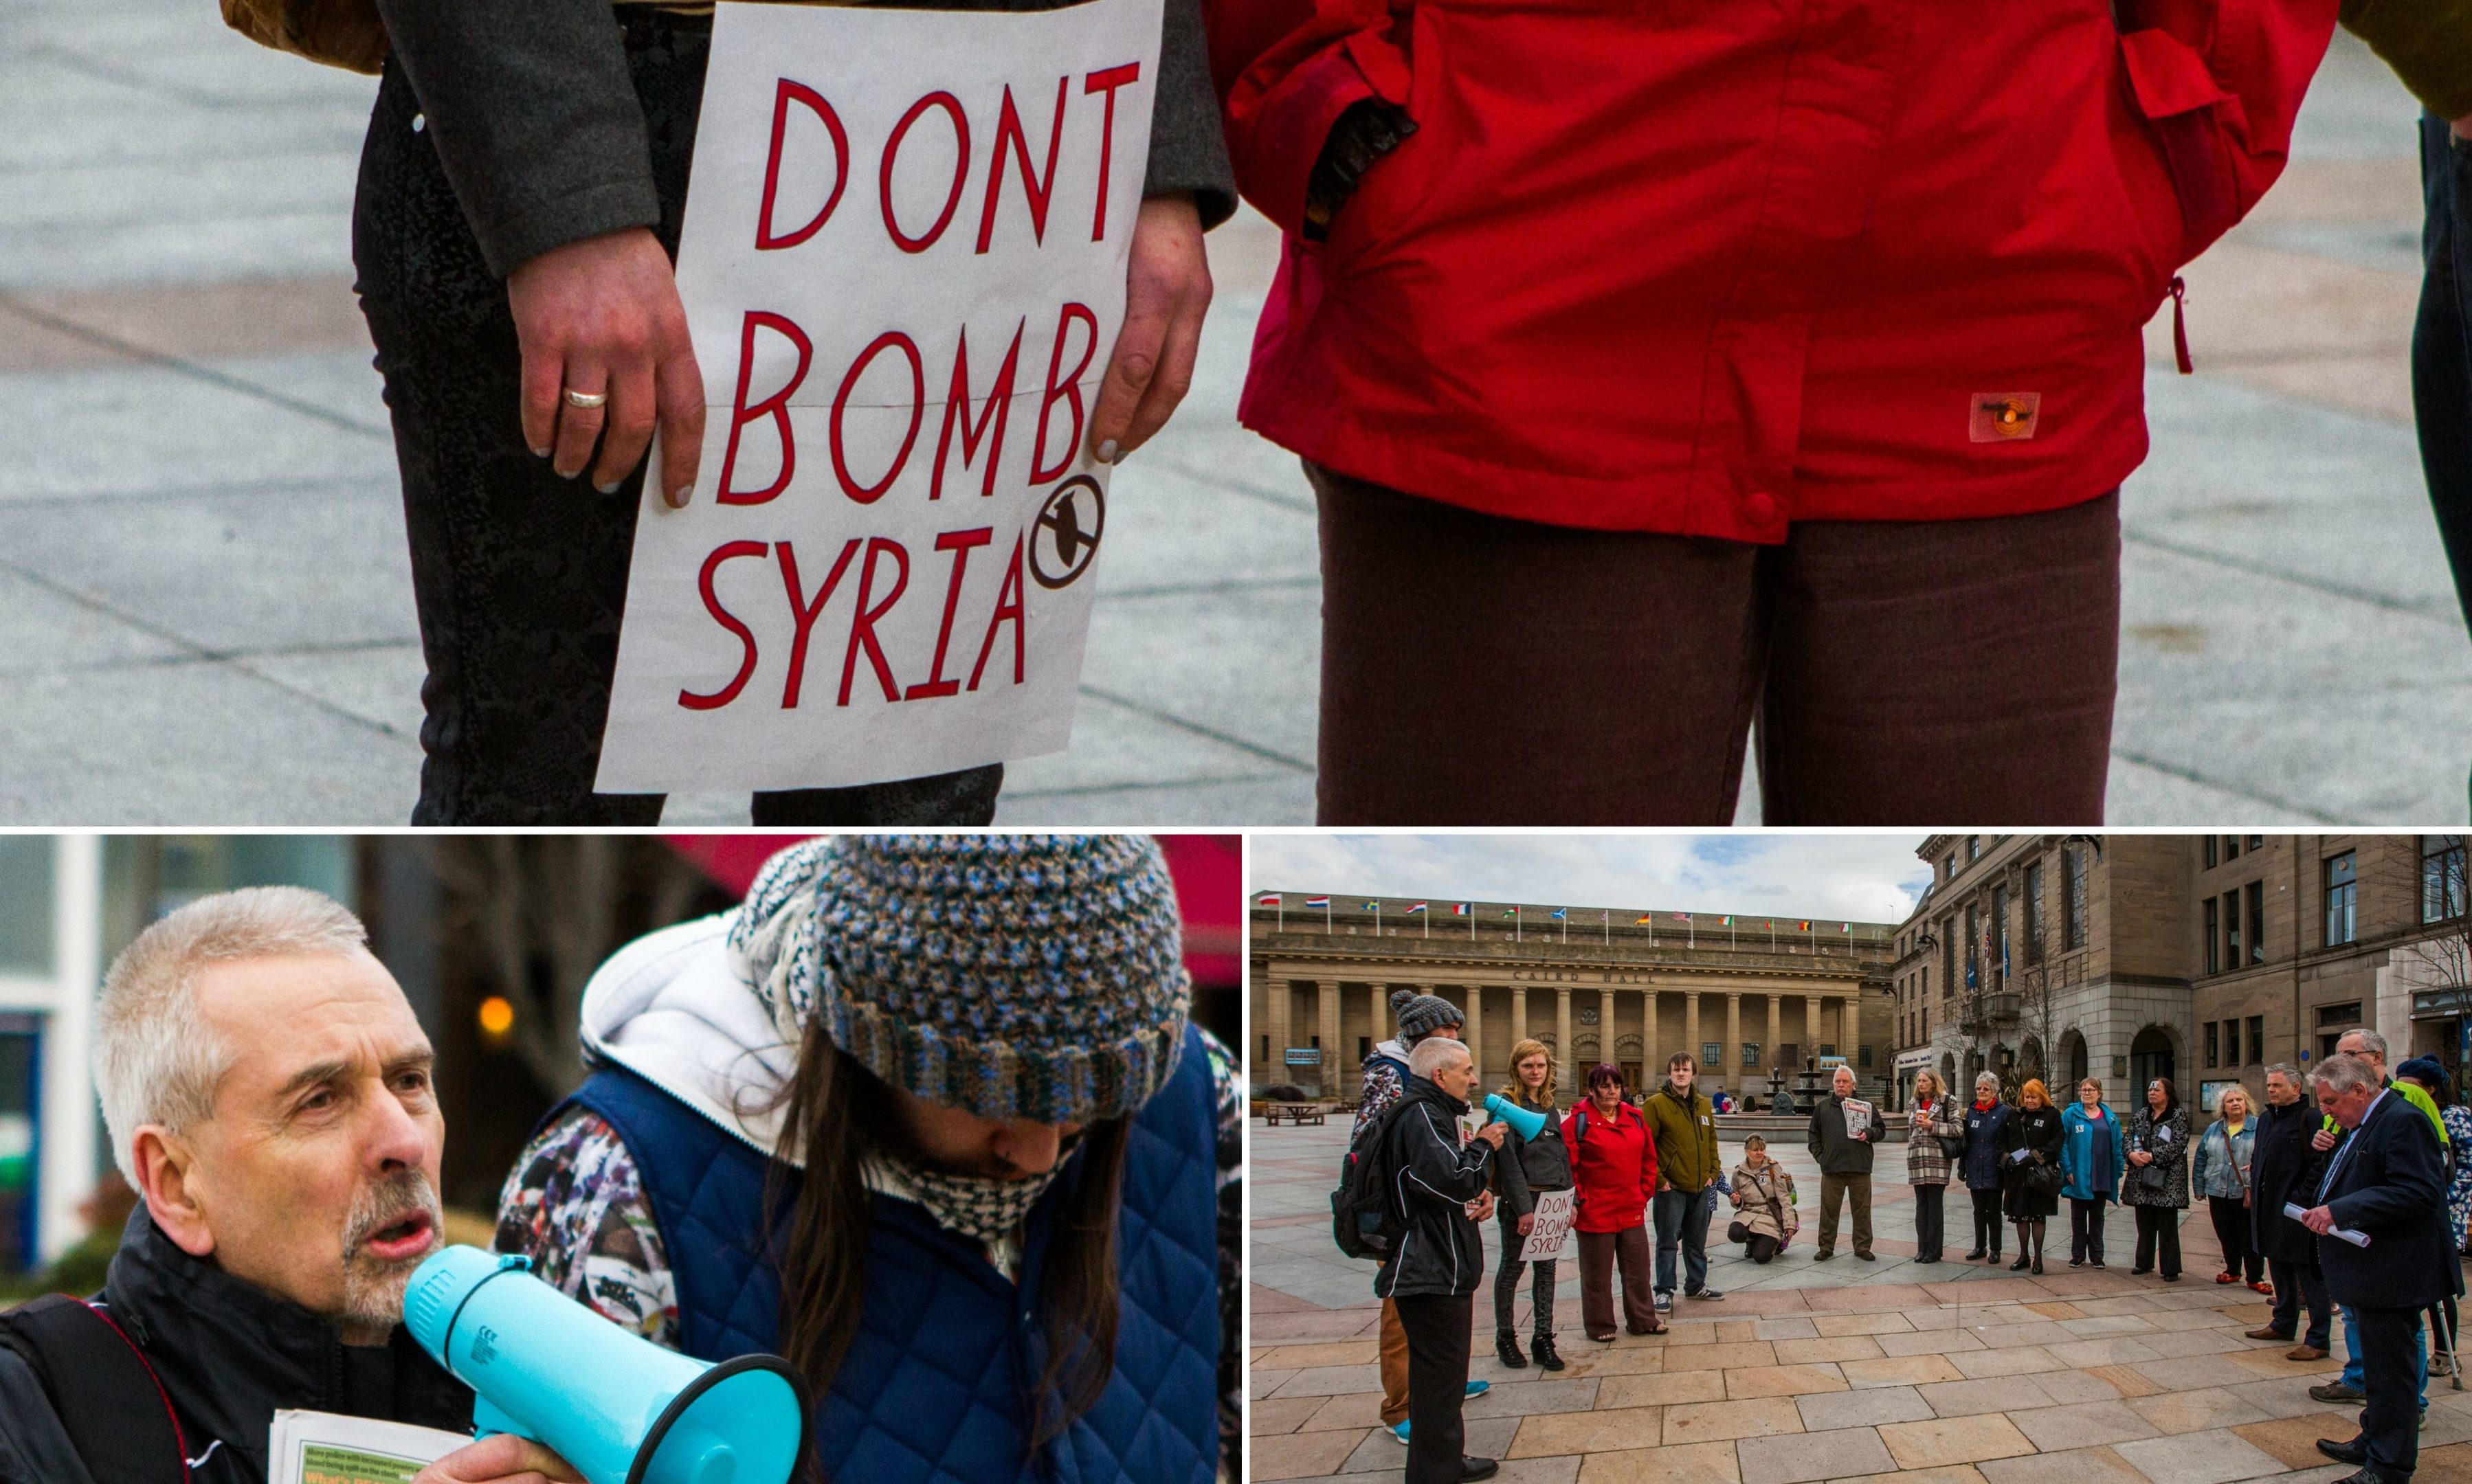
top-left (1496, 1331), bottom-right (1528, 1369)
top-left (1531, 1334), bottom-right (1565, 1372)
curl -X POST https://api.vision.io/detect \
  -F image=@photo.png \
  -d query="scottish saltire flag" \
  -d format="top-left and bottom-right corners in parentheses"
top-left (1407, 901), bottom-right (1428, 913)
top-left (1306, 896), bottom-right (1330, 907)
top-left (1550, 908), bottom-right (1568, 920)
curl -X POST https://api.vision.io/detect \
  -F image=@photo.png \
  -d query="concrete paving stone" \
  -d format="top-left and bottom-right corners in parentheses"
top-left (2060, 1315), bottom-right (2161, 1337)
top-left (2022, 1303), bottom-right (2087, 1320)
top-left (1751, 1316), bottom-right (1821, 1341)
top-left (1774, 1338), bottom-right (1887, 1366)
top-left (243, 644), bottom-right (426, 743)
top-left (1813, 1314), bottom-right (1917, 1338)
top-left (2223, 1377), bottom-right (2352, 1421)
top-left (1491, 1459), bottom-right (1586, 1484)
top-left (1875, 1414), bottom-right (2038, 1470)
top-left (996, 770), bottom-right (1316, 825)
top-left (1300, 1393), bottom-right (1385, 1434)
top-left (1076, 581), bottom-right (1319, 769)
top-left (1662, 1342), bottom-right (1780, 1373)
top-left (1267, 1363), bottom-right (1383, 1399)
top-left (1254, 1428), bottom-right (1365, 1481)
top-left (1977, 1443), bottom-right (2151, 1484)
top-left (1251, 1367), bottom-right (1299, 1400)
top-left (2135, 1327), bottom-right (2254, 1361)
top-left (1796, 1384), bottom-right (1936, 1432)
top-left (2129, 1355), bottom-right (2278, 1394)
top-left (2047, 1338), bottom-right (2168, 1369)
top-left (1831, 1468), bottom-right (1990, 1484)
top-left (1087, 459), bottom-right (1317, 597)
top-left (1975, 1322), bottom-right (2075, 1350)
top-left (2223, 1347), bottom-right (2344, 1380)
top-left (1841, 1356), bottom-right (1969, 1389)
top-left (1920, 1379), bottom-right (2057, 1419)
top-left (1570, 1348), bottom-right (1671, 1378)
top-left (1598, 1371), bottom-right (1728, 1410)
top-left (1733, 1424), bottom-right (1895, 1484)
top-left (1662, 1397), bottom-right (1806, 1447)
top-left (2227, 1414), bottom-right (2357, 1471)
top-left (1507, 1406), bottom-right (1669, 1459)
top-left (1876, 1330), bottom-right (1989, 1358)
top-left (2031, 1368), bottom-right (2138, 1406)
top-left (2110, 1427), bottom-right (2290, 1484)
top-left (1572, 1440), bottom-right (1742, 1484)
top-left (0, 659), bottom-right (419, 823)
top-left (1946, 1347), bottom-right (2070, 1380)
top-left (1254, 1397), bottom-right (1326, 1436)
top-left (1724, 1364), bottom-right (1849, 1400)
top-left (2007, 1398), bottom-right (2163, 1452)
top-left (1259, 1341), bottom-right (1379, 1369)
top-left (1467, 1379), bottom-right (1603, 1421)
top-left (0, 565), bottom-right (186, 673)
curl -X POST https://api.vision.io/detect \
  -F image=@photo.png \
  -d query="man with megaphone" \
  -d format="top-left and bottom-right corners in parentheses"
top-left (0, 888), bottom-right (581, 1484)
top-left (491, 834), bottom-right (1235, 1484)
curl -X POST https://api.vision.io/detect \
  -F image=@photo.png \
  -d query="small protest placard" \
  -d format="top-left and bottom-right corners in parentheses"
top-left (271, 1410), bottom-right (464, 1484)
top-left (1842, 1097), bottom-right (1873, 1139)
top-left (1519, 1188), bottom-right (1577, 1263)
top-left (596, 0), bottom-right (1161, 790)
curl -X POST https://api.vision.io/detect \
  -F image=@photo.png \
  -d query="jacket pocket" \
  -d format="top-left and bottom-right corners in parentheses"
top-left (1322, 8), bottom-right (1447, 276)
top-left (2114, 25), bottom-right (2243, 267)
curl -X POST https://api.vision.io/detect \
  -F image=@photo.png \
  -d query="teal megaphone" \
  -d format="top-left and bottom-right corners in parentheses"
top-left (1482, 1094), bottom-right (1548, 1142)
top-left (405, 1246), bottom-right (810, 1484)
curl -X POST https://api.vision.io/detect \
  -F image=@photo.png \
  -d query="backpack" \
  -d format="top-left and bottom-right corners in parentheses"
top-left (219, 0), bottom-right (386, 75)
top-left (0, 1295), bottom-right (190, 1483)
top-left (1332, 1098), bottom-right (1414, 1261)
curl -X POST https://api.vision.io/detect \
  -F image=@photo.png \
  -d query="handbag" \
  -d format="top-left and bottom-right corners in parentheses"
top-left (1932, 1103), bottom-right (1968, 1158)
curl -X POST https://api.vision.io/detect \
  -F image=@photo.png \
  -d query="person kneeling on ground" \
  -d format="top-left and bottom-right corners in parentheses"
top-left (0, 888), bottom-right (575, 1484)
top-left (1726, 1135), bottom-right (1798, 1263)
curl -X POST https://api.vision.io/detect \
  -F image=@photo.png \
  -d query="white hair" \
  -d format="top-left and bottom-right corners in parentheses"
top-left (2312, 1053), bottom-right (2378, 1099)
top-left (1975, 1072), bottom-right (2001, 1090)
top-left (94, 887), bottom-right (369, 1183)
top-left (1408, 1036), bottom-right (1473, 1081)
top-left (2335, 1026), bottom-right (2387, 1063)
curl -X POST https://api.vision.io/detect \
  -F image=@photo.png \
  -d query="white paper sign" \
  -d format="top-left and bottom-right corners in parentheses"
top-left (1842, 1098), bottom-right (1873, 1139)
top-left (596, 0), bottom-right (1162, 791)
top-left (269, 1409), bottom-right (465, 1484)
top-left (1518, 1187), bottom-right (1578, 1263)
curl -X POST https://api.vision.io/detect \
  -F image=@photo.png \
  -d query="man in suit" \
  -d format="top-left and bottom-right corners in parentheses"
top-left (2298, 1053), bottom-right (2453, 1484)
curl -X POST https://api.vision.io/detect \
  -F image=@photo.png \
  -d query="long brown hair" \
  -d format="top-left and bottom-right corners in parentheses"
top-left (767, 1024), bottom-right (1132, 1454)
top-left (1497, 1038), bottom-right (1558, 1108)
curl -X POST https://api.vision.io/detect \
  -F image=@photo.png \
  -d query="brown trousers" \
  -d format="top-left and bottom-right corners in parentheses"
top-left (1576, 1226), bottom-right (1660, 1339)
top-left (1819, 1173), bottom-right (1874, 1256)
top-left (1310, 465), bottom-right (2122, 824)
top-left (1379, 1296), bottom-right (1410, 1425)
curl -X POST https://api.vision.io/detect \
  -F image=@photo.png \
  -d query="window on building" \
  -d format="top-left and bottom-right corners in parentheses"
top-left (2425, 835), bottom-right (2467, 924)
top-left (2205, 1021), bottom-right (2218, 1068)
top-left (2204, 897), bottom-right (2220, 975)
top-left (1702, 1042), bottom-right (1722, 1068)
top-left (1968, 837), bottom-right (1981, 862)
top-left (2225, 835), bottom-right (2242, 862)
top-left (2248, 836), bottom-right (2263, 851)
top-left (1260, 1034), bottom-right (1270, 1062)
top-left (2223, 889), bottom-right (2240, 972)
top-left (1942, 921), bottom-right (1957, 996)
top-left (2024, 862), bottom-right (2045, 963)
top-left (2205, 836), bottom-right (2218, 868)
top-left (1741, 1043), bottom-right (1761, 1069)
top-left (1820, 1043), bottom-right (1838, 1059)
top-left (2315, 1000), bottom-right (2361, 1061)
top-left (2246, 879), bottom-right (2266, 964)
top-left (2247, 1015), bottom-right (2264, 1066)
top-left (1992, 884), bottom-right (2010, 984)
top-left (1965, 903), bottom-right (1981, 989)
top-left (0, 837), bottom-right (53, 976)
top-left (1860, 1044), bottom-right (1874, 1068)
top-left (2326, 852), bottom-right (2357, 946)
top-left (2064, 847), bottom-right (2088, 949)
top-left (1943, 853), bottom-right (1956, 883)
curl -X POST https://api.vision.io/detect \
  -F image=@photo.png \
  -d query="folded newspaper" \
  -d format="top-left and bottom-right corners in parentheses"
top-left (270, 1410), bottom-right (467, 1484)
top-left (1842, 1098), bottom-right (1873, 1138)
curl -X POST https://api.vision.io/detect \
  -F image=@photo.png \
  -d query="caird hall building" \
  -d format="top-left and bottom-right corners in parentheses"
top-left (1889, 833), bottom-right (2471, 1111)
top-left (1248, 896), bottom-right (1897, 1099)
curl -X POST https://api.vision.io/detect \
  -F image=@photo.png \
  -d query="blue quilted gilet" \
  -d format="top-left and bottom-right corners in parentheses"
top-left (563, 1023), bottom-right (1220, 1484)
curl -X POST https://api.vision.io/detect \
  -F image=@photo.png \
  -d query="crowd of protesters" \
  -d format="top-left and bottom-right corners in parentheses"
top-left (1342, 1017), bottom-right (2472, 1484)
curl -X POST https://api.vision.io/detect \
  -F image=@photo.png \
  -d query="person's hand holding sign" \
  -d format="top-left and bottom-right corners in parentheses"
top-left (507, 226), bottom-right (706, 507)
top-left (416, 1433), bottom-right (585, 1484)
top-left (1087, 193), bottom-right (1210, 464)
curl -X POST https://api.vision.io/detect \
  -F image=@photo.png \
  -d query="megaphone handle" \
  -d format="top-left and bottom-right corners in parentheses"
top-left (472, 1394), bottom-right (542, 1444)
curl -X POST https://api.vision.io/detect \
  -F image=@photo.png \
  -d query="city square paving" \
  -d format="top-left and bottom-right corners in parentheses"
top-left (1251, 1118), bottom-right (2472, 1484)
top-left (0, 1), bottom-right (2463, 822)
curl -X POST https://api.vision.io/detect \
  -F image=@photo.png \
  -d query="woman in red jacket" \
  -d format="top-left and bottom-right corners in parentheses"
top-left (1207, 0), bottom-right (2341, 824)
top-left (1564, 1064), bottom-right (1664, 1340)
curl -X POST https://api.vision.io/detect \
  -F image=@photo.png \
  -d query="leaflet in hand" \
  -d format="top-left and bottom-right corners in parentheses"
top-left (269, 1410), bottom-right (467, 1484)
top-left (2282, 1202), bottom-right (2371, 1248)
top-left (1842, 1099), bottom-right (1873, 1138)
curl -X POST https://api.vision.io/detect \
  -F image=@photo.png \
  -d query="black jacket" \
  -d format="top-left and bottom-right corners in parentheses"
top-left (373, 0), bottom-right (1239, 278)
top-left (1807, 1093), bottom-right (1877, 1177)
top-left (1492, 1092), bottom-right (1571, 1219)
top-left (1374, 1077), bottom-right (1495, 1301)
top-left (2248, 1097), bottom-right (2328, 1266)
top-left (0, 1208), bottom-right (471, 1484)
top-left (1996, 1104), bottom-right (2065, 1176)
top-left (2316, 1090), bottom-right (2454, 1310)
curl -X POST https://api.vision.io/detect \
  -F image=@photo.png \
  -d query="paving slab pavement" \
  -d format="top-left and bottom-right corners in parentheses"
top-left (1251, 1118), bottom-right (2472, 1484)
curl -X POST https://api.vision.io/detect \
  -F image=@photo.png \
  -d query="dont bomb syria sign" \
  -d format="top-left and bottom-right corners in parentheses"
top-left (596, 0), bottom-right (1161, 791)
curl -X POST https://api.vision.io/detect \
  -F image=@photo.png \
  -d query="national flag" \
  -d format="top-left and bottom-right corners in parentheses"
top-left (1550, 908), bottom-right (1568, 920)
top-left (1258, 894), bottom-right (1282, 906)
top-left (1841, 922), bottom-right (1851, 933)
top-left (1305, 897), bottom-right (1330, 908)
top-left (1406, 901), bottom-right (1428, 914)
top-left (1363, 901), bottom-right (1380, 911)
top-left (1672, 912), bottom-right (1689, 922)
top-left (1799, 921), bottom-right (1811, 931)
top-left (1722, 915), bottom-right (1733, 925)
top-left (1502, 908), bottom-right (1517, 919)
top-left (1634, 912), bottom-right (1653, 924)
top-left (1454, 903), bottom-right (1472, 916)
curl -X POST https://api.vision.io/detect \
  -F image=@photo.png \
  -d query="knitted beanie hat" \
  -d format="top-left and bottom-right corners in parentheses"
top-left (726, 835), bottom-right (1192, 1124)
top-left (1390, 988), bottom-right (1462, 1046)
top-left (2396, 1055), bottom-right (2449, 1090)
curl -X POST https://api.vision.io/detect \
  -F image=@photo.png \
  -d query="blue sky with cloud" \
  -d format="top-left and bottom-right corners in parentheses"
top-left (1249, 834), bottom-right (1935, 927)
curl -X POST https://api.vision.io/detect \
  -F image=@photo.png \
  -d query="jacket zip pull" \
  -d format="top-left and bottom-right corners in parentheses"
top-left (2168, 275), bottom-right (2194, 375)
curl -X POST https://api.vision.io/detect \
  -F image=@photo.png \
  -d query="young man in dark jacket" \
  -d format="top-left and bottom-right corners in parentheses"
top-left (0, 890), bottom-right (555, 1484)
top-left (2246, 1064), bottom-right (2333, 1360)
top-left (355, 0), bottom-right (1234, 824)
top-left (1641, 1053), bottom-right (1723, 1307)
top-left (1805, 1066), bottom-right (1877, 1261)
top-left (1374, 1037), bottom-right (1504, 1484)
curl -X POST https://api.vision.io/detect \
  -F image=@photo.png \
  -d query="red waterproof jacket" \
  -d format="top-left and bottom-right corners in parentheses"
top-left (1563, 1099), bottom-right (1658, 1233)
top-left (1207, 0), bottom-right (2341, 540)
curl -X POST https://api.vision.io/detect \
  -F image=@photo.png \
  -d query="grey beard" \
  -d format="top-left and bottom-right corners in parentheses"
top-left (337, 1169), bottom-right (442, 1337)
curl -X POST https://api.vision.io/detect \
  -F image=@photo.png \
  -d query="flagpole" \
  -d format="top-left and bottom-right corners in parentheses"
top-left (1602, 909), bottom-right (1609, 945)
top-left (1324, 897), bottom-right (1332, 933)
